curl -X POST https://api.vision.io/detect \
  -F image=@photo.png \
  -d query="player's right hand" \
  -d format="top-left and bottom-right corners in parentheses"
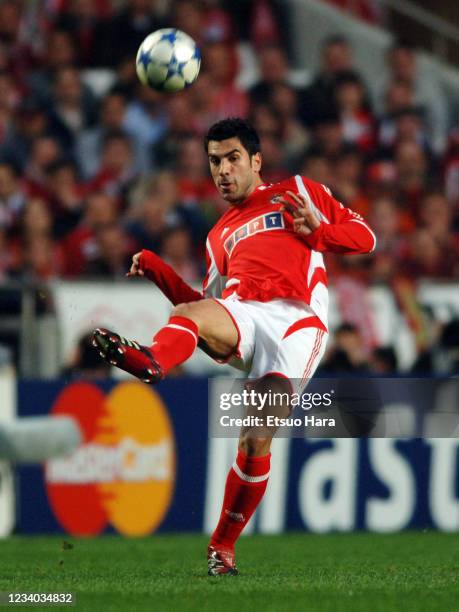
top-left (126, 252), bottom-right (144, 277)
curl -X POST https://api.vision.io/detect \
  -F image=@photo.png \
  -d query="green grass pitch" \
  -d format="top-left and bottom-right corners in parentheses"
top-left (0, 533), bottom-right (457, 611)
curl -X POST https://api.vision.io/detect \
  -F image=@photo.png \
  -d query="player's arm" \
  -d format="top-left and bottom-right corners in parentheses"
top-left (127, 250), bottom-right (203, 305)
top-left (281, 179), bottom-right (376, 254)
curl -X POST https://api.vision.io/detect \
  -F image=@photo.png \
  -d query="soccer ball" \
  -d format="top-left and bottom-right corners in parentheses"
top-left (136, 28), bottom-right (201, 93)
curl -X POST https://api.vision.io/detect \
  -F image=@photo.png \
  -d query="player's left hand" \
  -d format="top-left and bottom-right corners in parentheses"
top-left (280, 190), bottom-right (321, 236)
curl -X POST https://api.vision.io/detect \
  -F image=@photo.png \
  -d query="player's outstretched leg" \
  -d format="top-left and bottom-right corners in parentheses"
top-left (93, 299), bottom-right (238, 384)
top-left (92, 328), bottom-right (165, 383)
top-left (92, 314), bottom-right (198, 383)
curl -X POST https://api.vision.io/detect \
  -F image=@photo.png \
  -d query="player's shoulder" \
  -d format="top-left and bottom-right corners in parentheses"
top-left (294, 174), bottom-right (334, 198)
top-left (271, 175), bottom-right (333, 198)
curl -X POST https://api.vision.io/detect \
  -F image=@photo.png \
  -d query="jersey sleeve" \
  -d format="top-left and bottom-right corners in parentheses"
top-left (294, 175), bottom-right (377, 254)
top-left (139, 249), bottom-right (203, 305)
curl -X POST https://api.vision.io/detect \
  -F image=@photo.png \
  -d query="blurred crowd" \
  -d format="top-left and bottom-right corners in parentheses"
top-left (0, 0), bottom-right (458, 291)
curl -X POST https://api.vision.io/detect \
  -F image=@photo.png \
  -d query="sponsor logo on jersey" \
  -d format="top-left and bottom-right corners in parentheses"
top-left (45, 381), bottom-right (175, 537)
top-left (270, 194), bottom-right (283, 205)
top-left (224, 212), bottom-right (285, 256)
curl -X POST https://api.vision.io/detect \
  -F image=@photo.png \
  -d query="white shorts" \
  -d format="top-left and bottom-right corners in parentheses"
top-left (215, 296), bottom-right (329, 393)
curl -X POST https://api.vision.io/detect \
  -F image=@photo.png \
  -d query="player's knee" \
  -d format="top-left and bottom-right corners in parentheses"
top-left (239, 432), bottom-right (272, 456)
top-left (171, 302), bottom-right (198, 320)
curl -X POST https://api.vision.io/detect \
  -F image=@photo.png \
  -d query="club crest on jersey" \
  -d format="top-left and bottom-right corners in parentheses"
top-left (270, 194), bottom-right (283, 205)
top-left (224, 212), bottom-right (285, 256)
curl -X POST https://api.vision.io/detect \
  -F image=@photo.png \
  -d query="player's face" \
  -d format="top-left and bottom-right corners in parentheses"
top-left (207, 137), bottom-right (262, 204)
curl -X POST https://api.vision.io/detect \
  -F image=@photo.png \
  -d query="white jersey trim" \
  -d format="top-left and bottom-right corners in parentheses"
top-left (348, 218), bottom-right (377, 252)
top-left (232, 461), bottom-right (270, 483)
top-left (204, 238), bottom-right (226, 298)
top-left (165, 324), bottom-right (198, 343)
top-left (294, 175), bottom-right (330, 224)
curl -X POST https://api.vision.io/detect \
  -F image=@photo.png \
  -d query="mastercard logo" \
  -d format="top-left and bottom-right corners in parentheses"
top-left (45, 381), bottom-right (175, 536)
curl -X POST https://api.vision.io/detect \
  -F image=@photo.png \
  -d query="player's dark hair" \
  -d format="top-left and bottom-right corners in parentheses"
top-left (204, 117), bottom-right (261, 156)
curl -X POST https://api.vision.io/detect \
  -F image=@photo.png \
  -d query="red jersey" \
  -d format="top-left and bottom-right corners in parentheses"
top-left (202, 175), bottom-right (376, 326)
top-left (139, 174), bottom-right (376, 327)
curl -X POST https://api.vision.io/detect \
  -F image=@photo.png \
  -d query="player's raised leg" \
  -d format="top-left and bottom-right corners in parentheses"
top-left (92, 298), bottom-right (238, 383)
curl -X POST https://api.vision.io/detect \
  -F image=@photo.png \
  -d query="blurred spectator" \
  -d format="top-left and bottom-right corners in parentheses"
top-left (86, 130), bottom-right (138, 205)
top-left (394, 140), bottom-right (430, 229)
top-left (322, 323), bottom-right (370, 374)
top-left (45, 159), bottom-right (84, 237)
top-left (415, 318), bottom-right (459, 375)
top-left (123, 84), bottom-right (168, 170)
top-left (159, 225), bottom-right (202, 283)
top-left (24, 135), bottom-right (62, 200)
top-left (152, 94), bottom-right (199, 170)
top-left (402, 228), bottom-right (457, 279)
top-left (83, 221), bottom-right (133, 278)
top-left (62, 192), bottom-right (116, 277)
top-left (63, 331), bottom-right (112, 380)
top-left (333, 70), bottom-right (375, 152)
top-left (76, 92), bottom-right (130, 179)
top-left (0, 98), bottom-right (49, 171)
top-left (93, 0), bottom-right (164, 68)
top-left (300, 35), bottom-right (356, 127)
top-left (0, 227), bottom-right (14, 278)
top-left (332, 147), bottom-right (369, 216)
top-left (223, 0), bottom-right (286, 48)
top-left (250, 102), bottom-right (280, 138)
top-left (0, 0), bottom-right (38, 91)
top-left (62, 191), bottom-right (117, 277)
top-left (202, 41), bottom-right (249, 119)
top-left (0, 160), bottom-right (26, 231)
top-left (369, 346), bottom-right (398, 375)
top-left (201, 0), bottom-right (234, 44)
top-left (378, 78), bottom-right (415, 150)
top-left (259, 133), bottom-right (289, 183)
top-left (126, 185), bottom-right (176, 253)
top-left (55, 0), bottom-right (111, 68)
top-left (127, 171), bottom-right (207, 253)
top-left (0, 71), bottom-right (19, 160)
top-left (311, 111), bottom-right (345, 160)
top-left (172, 0), bottom-right (205, 45)
top-left (269, 83), bottom-right (309, 169)
top-left (175, 135), bottom-right (215, 205)
top-left (377, 41), bottom-right (449, 154)
top-left (11, 197), bottom-right (64, 280)
top-left (249, 44), bottom-right (292, 105)
top-left (47, 66), bottom-right (98, 150)
top-left (443, 129), bottom-right (459, 213)
top-left (299, 150), bottom-right (333, 187)
top-left (399, 192), bottom-right (459, 279)
top-left (369, 196), bottom-right (407, 282)
top-left (27, 30), bottom-right (77, 106)
top-left (18, 234), bottom-right (63, 281)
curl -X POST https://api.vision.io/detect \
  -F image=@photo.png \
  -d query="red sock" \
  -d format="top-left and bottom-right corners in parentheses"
top-left (210, 449), bottom-right (271, 550)
top-left (150, 316), bottom-right (198, 374)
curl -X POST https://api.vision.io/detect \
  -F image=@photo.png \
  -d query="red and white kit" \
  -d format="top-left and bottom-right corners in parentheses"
top-left (202, 174), bottom-right (375, 387)
top-left (141, 174), bottom-right (376, 388)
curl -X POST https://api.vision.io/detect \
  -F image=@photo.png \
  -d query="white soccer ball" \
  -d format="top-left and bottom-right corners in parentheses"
top-left (136, 28), bottom-right (201, 93)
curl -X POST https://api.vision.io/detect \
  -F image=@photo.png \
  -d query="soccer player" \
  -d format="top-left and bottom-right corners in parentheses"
top-left (92, 117), bottom-right (376, 575)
